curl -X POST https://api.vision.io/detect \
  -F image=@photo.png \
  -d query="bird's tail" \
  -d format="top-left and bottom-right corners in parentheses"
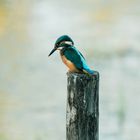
top-left (83, 68), bottom-right (94, 75)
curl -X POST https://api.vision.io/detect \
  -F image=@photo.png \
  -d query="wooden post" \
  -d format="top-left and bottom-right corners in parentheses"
top-left (66, 72), bottom-right (99, 140)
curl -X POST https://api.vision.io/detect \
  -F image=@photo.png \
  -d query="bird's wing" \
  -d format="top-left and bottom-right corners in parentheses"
top-left (79, 52), bottom-right (85, 60)
top-left (64, 47), bottom-right (83, 70)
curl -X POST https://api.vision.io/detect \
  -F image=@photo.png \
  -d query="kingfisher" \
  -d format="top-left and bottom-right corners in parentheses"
top-left (48, 35), bottom-right (94, 75)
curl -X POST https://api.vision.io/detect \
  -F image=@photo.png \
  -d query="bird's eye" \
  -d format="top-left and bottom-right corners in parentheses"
top-left (55, 44), bottom-right (59, 48)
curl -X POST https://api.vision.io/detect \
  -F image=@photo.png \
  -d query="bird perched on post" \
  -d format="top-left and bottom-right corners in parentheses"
top-left (48, 35), bottom-right (94, 75)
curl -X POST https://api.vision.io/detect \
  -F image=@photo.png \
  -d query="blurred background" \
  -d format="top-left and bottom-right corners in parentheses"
top-left (0, 0), bottom-right (140, 140)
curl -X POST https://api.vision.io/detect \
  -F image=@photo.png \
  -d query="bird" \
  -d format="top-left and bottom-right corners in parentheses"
top-left (48, 35), bottom-right (94, 75)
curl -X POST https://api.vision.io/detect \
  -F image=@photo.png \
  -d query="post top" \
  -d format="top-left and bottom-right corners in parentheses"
top-left (67, 71), bottom-right (99, 80)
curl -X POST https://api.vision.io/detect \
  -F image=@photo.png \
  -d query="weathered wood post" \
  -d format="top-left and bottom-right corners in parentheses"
top-left (66, 71), bottom-right (99, 140)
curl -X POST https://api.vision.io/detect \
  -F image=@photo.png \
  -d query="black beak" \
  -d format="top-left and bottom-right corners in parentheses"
top-left (48, 48), bottom-right (57, 56)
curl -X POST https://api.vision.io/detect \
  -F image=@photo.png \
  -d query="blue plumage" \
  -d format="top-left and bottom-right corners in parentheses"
top-left (48, 35), bottom-right (94, 75)
top-left (63, 46), bottom-right (94, 74)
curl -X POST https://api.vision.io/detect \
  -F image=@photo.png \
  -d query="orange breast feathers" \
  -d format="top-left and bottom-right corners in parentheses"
top-left (61, 55), bottom-right (79, 72)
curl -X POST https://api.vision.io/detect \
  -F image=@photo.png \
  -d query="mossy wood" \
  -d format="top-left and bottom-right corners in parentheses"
top-left (67, 72), bottom-right (99, 140)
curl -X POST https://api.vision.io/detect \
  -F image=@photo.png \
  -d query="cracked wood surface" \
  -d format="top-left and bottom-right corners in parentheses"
top-left (67, 72), bottom-right (99, 140)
